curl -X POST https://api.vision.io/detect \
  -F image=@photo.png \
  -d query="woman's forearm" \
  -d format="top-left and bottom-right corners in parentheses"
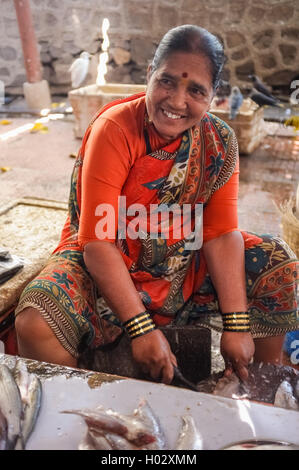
top-left (83, 241), bottom-right (146, 323)
top-left (202, 230), bottom-right (248, 313)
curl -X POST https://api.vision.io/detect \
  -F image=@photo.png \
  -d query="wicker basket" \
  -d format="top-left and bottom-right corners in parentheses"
top-left (279, 198), bottom-right (299, 258)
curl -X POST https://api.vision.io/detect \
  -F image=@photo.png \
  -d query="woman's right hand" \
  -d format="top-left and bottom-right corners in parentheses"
top-left (131, 329), bottom-right (177, 384)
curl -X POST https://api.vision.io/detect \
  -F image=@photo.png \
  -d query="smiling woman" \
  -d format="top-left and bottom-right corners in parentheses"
top-left (14, 25), bottom-right (298, 385)
top-left (145, 52), bottom-right (214, 141)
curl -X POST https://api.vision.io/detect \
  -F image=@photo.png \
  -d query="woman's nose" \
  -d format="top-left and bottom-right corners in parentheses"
top-left (168, 84), bottom-right (188, 111)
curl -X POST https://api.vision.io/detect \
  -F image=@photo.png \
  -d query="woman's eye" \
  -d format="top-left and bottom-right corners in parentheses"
top-left (159, 78), bottom-right (173, 87)
top-left (190, 87), bottom-right (204, 96)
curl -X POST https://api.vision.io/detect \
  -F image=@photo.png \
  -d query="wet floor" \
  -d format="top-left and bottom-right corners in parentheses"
top-left (238, 127), bottom-right (299, 237)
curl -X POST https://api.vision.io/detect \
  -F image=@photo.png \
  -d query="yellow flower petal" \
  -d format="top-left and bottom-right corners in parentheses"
top-left (30, 122), bottom-right (49, 133)
top-left (1, 166), bottom-right (11, 172)
top-left (30, 122), bottom-right (44, 132)
top-left (285, 116), bottom-right (299, 132)
top-left (0, 119), bottom-right (12, 125)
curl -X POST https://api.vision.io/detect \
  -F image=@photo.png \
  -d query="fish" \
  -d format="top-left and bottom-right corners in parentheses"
top-left (274, 380), bottom-right (299, 411)
top-left (62, 406), bottom-right (156, 447)
top-left (199, 363), bottom-right (299, 407)
top-left (104, 432), bottom-right (140, 450)
top-left (13, 359), bottom-right (42, 449)
top-left (13, 360), bottom-right (42, 448)
top-left (80, 428), bottom-right (141, 451)
top-left (133, 398), bottom-right (167, 450)
top-left (175, 415), bottom-right (203, 450)
top-left (64, 401), bottom-right (203, 451)
top-left (212, 372), bottom-right (243, 399)
top-left (78, 428), bottom-right (113, 450)
top-left (0, 364), bottom-right (23, 450)
top-left (0, 408), bottom-right (8, 451)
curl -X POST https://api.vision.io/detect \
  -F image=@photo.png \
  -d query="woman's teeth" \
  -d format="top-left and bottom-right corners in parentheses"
top-left (162, 109), bottom-right (184, 120)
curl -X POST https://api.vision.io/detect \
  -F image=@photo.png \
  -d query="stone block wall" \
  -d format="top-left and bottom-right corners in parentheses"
top-left (0, 0), bottom-right (299, 96)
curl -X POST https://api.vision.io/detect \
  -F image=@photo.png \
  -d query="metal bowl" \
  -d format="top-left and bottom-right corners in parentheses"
top-left (222, 440), bottom-right (299, 450)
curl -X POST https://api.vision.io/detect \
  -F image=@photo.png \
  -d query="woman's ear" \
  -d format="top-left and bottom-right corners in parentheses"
top-left (146, 64), bottom-right (153, 83)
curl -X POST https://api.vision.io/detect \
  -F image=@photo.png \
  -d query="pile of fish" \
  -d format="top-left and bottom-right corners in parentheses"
top-left (0, 360), bottom-right (42, 450)
top-left (63, 399), bottom-right (203, 450)
top-left (197, 363), bottom-right (299, 411)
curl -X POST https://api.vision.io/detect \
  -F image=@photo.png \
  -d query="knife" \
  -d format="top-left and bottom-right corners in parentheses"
top-left (173, 366), bottom-right (199, 392)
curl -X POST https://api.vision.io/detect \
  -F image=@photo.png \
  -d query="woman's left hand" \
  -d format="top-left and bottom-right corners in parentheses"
top-left (220, 331), bottom-right (255, 381)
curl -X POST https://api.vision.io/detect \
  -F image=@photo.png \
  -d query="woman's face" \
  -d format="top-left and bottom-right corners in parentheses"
top-left (146, 51), bottom-right (214, 141)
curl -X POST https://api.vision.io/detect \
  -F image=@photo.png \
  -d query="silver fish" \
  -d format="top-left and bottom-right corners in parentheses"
top-left (274, 380), bottom-right (299, 411)
top-left (0, 408), bottom-right (8, 451)
top-left (175, 415), bottom-right (203, 450)
top-left (79, 429), bottom-right (112, 450)
top-left (62, 407), bottom-right (156, 447)
top-left (134, 399), bottom-right (167, 450)
top-left (13, 359), bottom-right (42, 448)
top-left (0, 364), bottom-right (23, 449)
top-left (104, 432), bottom-right (140, 450)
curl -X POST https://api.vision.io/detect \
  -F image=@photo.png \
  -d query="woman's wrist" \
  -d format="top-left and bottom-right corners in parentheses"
top-left (123, 311), bottom-right (157, 340)
top-left (221, 311), bottom-right (250, 332)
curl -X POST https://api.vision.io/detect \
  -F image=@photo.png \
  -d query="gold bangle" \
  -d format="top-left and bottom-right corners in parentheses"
top-left (123, 311), bottom-right (157, 340)
top-left (222, 311), bottom-right (250, 332)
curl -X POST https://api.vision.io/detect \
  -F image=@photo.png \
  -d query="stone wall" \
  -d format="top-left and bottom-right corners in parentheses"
top-left (1, 0), bottom-right (299, 96)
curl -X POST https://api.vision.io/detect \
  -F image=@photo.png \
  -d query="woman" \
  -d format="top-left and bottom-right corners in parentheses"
top-left (15, 25), bottom-right (298, 384)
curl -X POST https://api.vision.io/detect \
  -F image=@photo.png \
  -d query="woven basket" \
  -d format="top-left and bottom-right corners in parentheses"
top-left (279, 198), bottom-right (299, 258)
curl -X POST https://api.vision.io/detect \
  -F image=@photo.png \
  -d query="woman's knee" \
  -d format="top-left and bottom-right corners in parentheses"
top-left (15, 307), bottom-right (53, 341)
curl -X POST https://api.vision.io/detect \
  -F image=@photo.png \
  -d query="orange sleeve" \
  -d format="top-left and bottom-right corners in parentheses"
top-left (78, 117), bottom-right (132, 247)
top-left (203, 157), bottom-right (239, 242)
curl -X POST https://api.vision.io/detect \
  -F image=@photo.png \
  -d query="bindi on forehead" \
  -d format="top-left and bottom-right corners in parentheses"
top-left (182, 72), bottom-right (188, 78)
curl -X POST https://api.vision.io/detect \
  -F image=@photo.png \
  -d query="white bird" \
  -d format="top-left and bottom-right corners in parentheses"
top-left (229, 86), bottom-right (243, 120)
top-left (69, 51), bottom-right (91, 89)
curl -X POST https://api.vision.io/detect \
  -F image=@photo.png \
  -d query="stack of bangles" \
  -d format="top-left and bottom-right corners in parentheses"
top-left (123, 311), bottom-right (157, 340)
top-left (222, 311), bottom-right (251, 332)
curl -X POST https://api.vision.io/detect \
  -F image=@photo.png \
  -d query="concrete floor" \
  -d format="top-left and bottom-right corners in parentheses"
top-left (1, 99), bottom-right (298, 373)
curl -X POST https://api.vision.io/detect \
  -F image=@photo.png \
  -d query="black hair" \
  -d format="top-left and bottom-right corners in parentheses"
top-left (150, 25), bottom-right (225, 91)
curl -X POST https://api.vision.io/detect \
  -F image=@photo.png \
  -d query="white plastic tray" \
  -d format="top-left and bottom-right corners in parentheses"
top-left (25, 373), bottom-right (299, 450)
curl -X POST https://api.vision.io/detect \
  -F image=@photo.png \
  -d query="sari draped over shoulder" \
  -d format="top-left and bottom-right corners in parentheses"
top-left (15, 94), bottom-right (298, 358)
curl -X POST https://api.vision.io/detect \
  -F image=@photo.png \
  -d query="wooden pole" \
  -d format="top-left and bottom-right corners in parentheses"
top-left (13, 0), bottom-right (42, 83)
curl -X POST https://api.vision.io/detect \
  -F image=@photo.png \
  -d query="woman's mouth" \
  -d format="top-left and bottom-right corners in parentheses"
top-left (161, 108), bottom-right (187, 120)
